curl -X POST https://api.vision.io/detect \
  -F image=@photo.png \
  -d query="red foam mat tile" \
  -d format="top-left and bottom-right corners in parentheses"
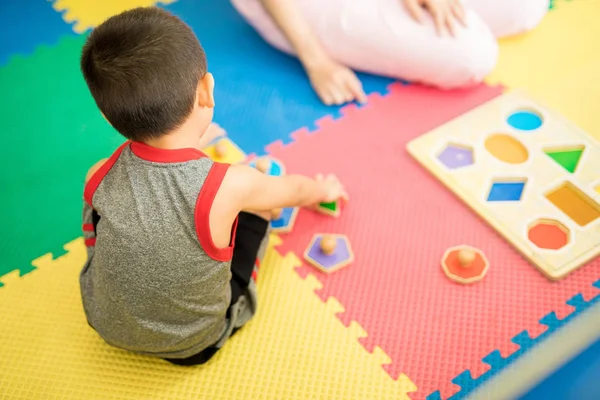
top-left (266, 83), bottom-right (600, 398)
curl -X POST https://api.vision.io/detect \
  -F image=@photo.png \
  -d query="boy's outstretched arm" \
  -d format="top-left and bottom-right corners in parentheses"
top-left (209, 163), bottom-right (347, 247)
top-left (223, 163), bottom-right (346, 212)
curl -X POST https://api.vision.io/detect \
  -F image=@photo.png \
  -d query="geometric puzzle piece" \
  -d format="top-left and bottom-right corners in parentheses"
top-left (407, 89), bottom-right (600, 280)
top-left (203, 137), bottom-right (247, 164)
top-left (487, 179), bottom-right (527, 202)
top-left (270, 207), bottom-right (299, 233)
top-left (304, 234), bottom-right (354, 274)
top-left (545, 181), bottom-right (600, 227)
top-left (248, 156), bottom-right (285, 176)
top-left (506, 109), bottom-right (543, 131)
top-left (528, 219), bottom-right (570, 250)
top-left (484, 133), bottom-right (529, 164)
top-left (437, 143), bottom-right (474, 169)
top-left (316, 199), bottom-right (341, 217)
top-left (441, 245), bottom-right (489, 284)
top-left (544, 145), bottom-right (584, 173)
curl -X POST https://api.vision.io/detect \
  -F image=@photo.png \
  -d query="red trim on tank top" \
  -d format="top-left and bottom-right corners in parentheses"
top-left (82, 223), bottom-right (94, 232)
top-left (130, 141), bottom-right (208, 163)
top-left (85, 238), bottom-right (96, 247)
top-left (84, 141), bottom-right (131, 206)
top-left (194, 162), bottom-right (238, 262)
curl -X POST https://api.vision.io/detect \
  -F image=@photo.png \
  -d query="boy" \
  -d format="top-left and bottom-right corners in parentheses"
top-left (79, 7), bottom-right (346, 365)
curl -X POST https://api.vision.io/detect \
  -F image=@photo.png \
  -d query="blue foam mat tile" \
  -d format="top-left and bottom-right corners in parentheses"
top-left (164, 0), bottom-right (395, 155)
top-left (521, 333), bottom-right (600, 399)
top-left (427, 279), bottom-right (600, 399)
top-left (0, 1), bottom-right (76, 66)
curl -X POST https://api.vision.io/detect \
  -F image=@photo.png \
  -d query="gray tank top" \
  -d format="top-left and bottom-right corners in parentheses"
top-left (80, 141), bottom-right (237, 358)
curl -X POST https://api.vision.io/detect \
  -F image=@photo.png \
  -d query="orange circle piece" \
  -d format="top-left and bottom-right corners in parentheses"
top-left (442, 245), bottom-right (489, 284)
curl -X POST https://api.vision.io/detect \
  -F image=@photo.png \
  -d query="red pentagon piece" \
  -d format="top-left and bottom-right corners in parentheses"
top-left (441, 245), bottom-right (489, 284)
top-left (527, 218), bottom-right (570, 250)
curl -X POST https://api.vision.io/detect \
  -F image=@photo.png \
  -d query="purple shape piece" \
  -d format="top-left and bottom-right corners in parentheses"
top-left (307, 237), bottom-right (351, 270)
top-left (437, 145), bottom-right (474, 169)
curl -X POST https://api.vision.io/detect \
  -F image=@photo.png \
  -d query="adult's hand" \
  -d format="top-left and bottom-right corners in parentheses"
top-left (305, 57), bottom-right (367, 106)
top-left (403, 0), bottom-right (466, 36)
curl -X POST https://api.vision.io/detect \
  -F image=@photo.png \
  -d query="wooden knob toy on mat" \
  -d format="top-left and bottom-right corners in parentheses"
top-left (271, 208), bottom-right (283, 220)
top-left (255, 157), bottom-right (271, 173)
top-left (320, 235), bottom-right (337, 256)
top-left (214, 140), bottom-right (227, 159)
top-left (303, 234), bottom-right (354, 274)
top-left (457, 249), bottom-right (476, 267)
top-left (441, 245), bottom-right (489, 285)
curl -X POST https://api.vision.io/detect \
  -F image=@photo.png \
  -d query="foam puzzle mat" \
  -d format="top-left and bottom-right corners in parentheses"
top-left (0, 1), bottom-right (75, 66)
top-left (1, 0), bottom-right (600, 398)
top-left (50, 0), bottom-right (177, 33)
top-left (0, 236), bottom-right (415, 399)
top-left (0, 35), bottom-right (123, 286)
top-left (163, 0), bottom-right (395, 155)
top-left (267, 82), bottom-right (600, 398)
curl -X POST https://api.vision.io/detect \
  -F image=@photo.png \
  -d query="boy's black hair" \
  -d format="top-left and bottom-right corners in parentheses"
top-left (80, 7), bottom-right (207, 142)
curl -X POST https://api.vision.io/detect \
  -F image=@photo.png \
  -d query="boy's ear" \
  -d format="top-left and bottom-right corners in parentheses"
top-left (196, 72), bottom-right (215, 108)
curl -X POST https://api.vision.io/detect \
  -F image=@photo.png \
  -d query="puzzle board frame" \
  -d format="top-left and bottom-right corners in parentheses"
top-left (407, 89), bottom-right (600, 280)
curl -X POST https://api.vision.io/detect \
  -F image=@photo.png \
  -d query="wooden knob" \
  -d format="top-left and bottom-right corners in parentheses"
top-left (458, 249), bottom-right (476, 267)
top-left (214, 140), bottom-right (227, 158)
top-left (255, 157), bottom-right (271, 173)
top-left (271, 208), bottom-right (283, 220)
top-left (320, 235), bottom-right (337, 256)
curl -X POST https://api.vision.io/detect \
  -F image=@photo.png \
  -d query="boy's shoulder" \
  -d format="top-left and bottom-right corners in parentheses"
top-left (85, 159), bottom-right (108, 184)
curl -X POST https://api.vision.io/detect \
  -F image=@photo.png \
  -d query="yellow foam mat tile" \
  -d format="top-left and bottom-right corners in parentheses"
top-left (51, 0), bottom-right (176, 33)
top-left (0, 236), bottom-right (416, 399)
top-left (486, 0), bottom-right (600, 141)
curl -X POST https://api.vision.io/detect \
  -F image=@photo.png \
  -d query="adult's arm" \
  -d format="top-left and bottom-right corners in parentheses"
top-left (258, 0), bottom-right (368, 105)
top-left (258, 0), bottom-right (328, 68)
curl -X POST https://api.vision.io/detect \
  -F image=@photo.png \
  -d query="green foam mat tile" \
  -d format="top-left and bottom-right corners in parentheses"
top-left (0, 35), bottom-right (123, 284)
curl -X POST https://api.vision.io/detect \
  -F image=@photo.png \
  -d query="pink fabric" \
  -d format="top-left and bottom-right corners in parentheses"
top-left (231, 0), bottom-right (549, 88)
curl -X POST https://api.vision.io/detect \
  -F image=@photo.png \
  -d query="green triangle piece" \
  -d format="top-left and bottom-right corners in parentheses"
top-left (545, 148), bottom-right (583, 173)
top-left (319, 201), bottom-right (338, 212)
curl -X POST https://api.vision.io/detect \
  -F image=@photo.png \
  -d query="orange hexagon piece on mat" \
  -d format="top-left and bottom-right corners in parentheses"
top-left (441, 245), bottom-right (489, 284)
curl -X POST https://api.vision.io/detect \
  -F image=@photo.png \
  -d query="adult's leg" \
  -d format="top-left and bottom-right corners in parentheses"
top-left (466, 0), bottom-right (550, 38)
top-left (232, 0), bottom-right (499, 88)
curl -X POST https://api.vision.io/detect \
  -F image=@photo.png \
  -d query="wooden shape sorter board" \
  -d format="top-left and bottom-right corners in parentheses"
top-left (407, 89), bottom-right (600, 280)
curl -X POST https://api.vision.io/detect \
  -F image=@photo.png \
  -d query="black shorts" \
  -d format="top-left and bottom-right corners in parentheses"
top-left (164, 212), bottom-right (269, 366)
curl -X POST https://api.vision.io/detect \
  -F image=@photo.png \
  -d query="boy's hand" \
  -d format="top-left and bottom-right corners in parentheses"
top-left (315, 173), bottom-right (349, 203)
top-left (218, 165), bottom-right (349, 217)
